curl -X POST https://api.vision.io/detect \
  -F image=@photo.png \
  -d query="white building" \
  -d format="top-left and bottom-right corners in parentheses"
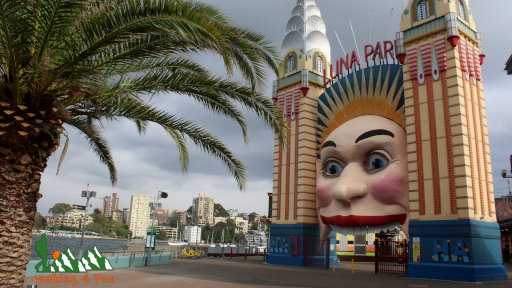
top-left (234, 217), bottom-right (248, 234)
top-left (154, 226), bottom-right (179, 241)
top-left (227, 209), bottom-right (238, 218)
top-left (183, 226), bottom-right (201, 243)
top-left (128, 194), bottom-right (151, 238)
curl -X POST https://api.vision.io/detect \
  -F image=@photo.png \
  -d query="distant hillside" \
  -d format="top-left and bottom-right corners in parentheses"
top-left (187, 203), bottom-right (229, 218)
top-left (214, 203), bottom-right (229, 217)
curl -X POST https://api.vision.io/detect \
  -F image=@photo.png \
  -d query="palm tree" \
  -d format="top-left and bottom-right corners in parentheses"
top-left (0, 0), bottom-right (285, 285)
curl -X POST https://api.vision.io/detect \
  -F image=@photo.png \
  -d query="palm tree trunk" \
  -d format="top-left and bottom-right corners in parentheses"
top-left (0, 147), bottom-right (47, 287)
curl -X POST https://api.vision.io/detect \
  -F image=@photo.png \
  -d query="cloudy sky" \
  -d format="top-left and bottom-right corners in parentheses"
top-left (37, 0), bottom-right (512, 216)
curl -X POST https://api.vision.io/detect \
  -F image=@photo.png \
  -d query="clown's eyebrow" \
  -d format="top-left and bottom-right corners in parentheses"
top-left (355, 129), bottom-right (394, 143)
top-left (322, 140), bottom-right (337, 149)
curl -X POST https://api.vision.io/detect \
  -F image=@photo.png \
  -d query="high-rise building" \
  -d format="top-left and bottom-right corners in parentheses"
top-left (122, 208), bottom-right (130, 224)
top-left (103, 196), bottom-right (112, 218)
top-left (167, 209), bottom-right (187, 226)
top-left (112, 209), bottom-right (123, 223)
top-left (103, 192), bottom-right (119, 218)
top-left (192, 193), bottom-right (214, 226)
top-left (128, 194), bottom-right (151, 238)
top-left (112, 192), bottom-right (119, 212)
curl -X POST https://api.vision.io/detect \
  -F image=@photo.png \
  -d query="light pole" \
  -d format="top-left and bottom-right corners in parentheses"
top-left (79, 185), bottom-right (96, 258)
top-left (146, 190), bottom-right (168, 266)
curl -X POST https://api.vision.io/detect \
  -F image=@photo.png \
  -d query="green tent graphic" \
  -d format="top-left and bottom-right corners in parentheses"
top-left (49, 248), bottom-right (87, 273)
top-left (80, 246), bottom-right (113, 271)
top-left (35, 234), bottom-right (113, 273)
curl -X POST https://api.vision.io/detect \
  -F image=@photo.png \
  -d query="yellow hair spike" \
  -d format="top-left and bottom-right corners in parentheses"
top-left (317, 64), bottom-right (405, 147)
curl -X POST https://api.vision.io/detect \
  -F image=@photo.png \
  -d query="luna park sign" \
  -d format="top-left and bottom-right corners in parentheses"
top-left (323, 40), bottom-right (402, 86)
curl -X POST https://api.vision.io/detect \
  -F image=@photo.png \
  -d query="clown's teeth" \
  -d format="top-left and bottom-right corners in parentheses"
top-left (331, 221), bottom-right (401, 235)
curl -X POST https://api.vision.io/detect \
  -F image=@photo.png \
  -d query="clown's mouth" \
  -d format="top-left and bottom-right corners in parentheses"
top-left (321, 214), bottom-right (406, 235)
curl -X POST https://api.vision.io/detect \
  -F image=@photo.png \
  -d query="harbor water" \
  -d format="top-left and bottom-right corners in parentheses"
top-left (30, 234), bottom-right (167, 260)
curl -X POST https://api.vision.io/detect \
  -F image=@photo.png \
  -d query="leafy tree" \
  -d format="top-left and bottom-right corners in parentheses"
top-left (91, 213), bottom-right (113, 235)
top-left (212, 222), bottom-right (227, 243)
top-left (111, 220), bottom-right (126, 237)
top-left (214, 203), bottom-right (230, 217)
top-left (167, 214), bottom-right (179, 227)
top-left (48, 203), bottom-right (72, 216)
top-left (226, 218), bottom-right (237, 243)
top-left (156, 229), bottom-right (168, 241)
top-left (248, 212), bottom-right (258, 224)
top-left (251, 221), bottom-right (259, 231)
top-left (86, 222), bottom-right (103, 234)
top-left (0, 0), bottom-right (285, 285)
top-left (115, 225), bottom-right (129, 238)
top-left (33, 212), bottom-right (47, 230)
top-left (226, 218), bottom-right (237, 231)
top-left (53, 225), bottom-right (80, 232)
top-left (201, 225), bottom-right (212, 242)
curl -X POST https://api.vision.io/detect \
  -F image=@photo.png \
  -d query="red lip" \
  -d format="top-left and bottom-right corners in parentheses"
top-left (321, 214), bottom-right (407, 227)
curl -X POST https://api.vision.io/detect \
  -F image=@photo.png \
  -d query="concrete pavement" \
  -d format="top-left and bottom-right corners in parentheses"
top-left (25, 256), bottom-right (512, 288)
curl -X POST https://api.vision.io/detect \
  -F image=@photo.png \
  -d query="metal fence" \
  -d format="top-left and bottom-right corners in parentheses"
top-left (374, 239), bottom-right (408, 275)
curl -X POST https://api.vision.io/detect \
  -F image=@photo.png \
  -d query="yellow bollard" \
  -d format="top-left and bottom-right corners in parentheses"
top-left (351, 259), bottom-right (355, 274)
top-left (332, 257), bottom-right (336, 272)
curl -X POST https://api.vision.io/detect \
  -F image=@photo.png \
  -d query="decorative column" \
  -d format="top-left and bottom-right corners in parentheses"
top-left (400, 0), bottom-right (506, 281)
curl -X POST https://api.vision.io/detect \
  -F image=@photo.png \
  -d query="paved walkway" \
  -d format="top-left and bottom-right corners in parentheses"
top-left (25, 257), bottom-right (512, 288)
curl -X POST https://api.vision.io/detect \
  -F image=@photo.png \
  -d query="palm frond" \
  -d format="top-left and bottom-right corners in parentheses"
top-left (95, 96), bottom-right (246, 189)
top-left (134, 119), bottom-right (148, 135)
top-left (60, 0), bottom-right (223, 70)
top-left (0, 0), bottom-right (32, 103)
top-left (32, 0), bottom-right (89, 63)
top-left (163, 126), bottom-right (189, 173)
top-left (67, 115), bottom-right (118, 184)
top-left (2, 0), bottom-right (284, 190)
top-left (95, 69), bottom-right (252, 143)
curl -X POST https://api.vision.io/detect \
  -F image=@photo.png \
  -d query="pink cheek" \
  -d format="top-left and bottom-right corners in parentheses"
top-left (370, 173), bottom-right (407, 204)
top-left (316, 185), bottom-right (333, 208)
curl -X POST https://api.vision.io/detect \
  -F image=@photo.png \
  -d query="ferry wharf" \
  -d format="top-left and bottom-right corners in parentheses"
top-left (25, 257), bottom-right (512, 288)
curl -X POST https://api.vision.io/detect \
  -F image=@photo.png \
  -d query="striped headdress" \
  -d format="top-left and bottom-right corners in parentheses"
top-left (317, 64), bottom-right (405, 151)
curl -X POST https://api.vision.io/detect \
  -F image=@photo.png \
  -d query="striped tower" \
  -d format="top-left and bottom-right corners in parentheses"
top-left (398, 0), bottom-right (507, 281)
top-left (267, 0), bottom-right (331, 266)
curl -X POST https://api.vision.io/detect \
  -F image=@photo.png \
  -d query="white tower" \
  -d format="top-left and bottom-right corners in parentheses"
top-left (268, 0), bottom-right (331, 266)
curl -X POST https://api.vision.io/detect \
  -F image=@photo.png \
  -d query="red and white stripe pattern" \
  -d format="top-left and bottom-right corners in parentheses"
top-left (458, 38), bottom-right (483, 81)
top-left (277, 89), bottom-right (302, 118)
top-left (407, 37), bottom-right (447, 81)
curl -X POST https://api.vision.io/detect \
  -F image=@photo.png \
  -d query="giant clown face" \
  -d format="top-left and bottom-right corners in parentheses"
top-left (316, 115), bottom-right (409, 240)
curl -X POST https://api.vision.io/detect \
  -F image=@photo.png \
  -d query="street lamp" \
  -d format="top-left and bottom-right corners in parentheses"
top-left (79, 186), bottom-right (96, 258)
top-left (146, 190), bottom-right (168, 266)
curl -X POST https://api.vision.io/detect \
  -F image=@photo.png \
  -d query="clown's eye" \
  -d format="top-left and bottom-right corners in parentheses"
top-left (367, 152), bottom-right (390, 171)
top-left (323, 160), bottom-right (344, 177)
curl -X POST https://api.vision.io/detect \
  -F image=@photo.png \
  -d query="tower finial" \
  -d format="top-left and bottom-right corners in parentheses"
top-left (281, 0), bottom-right (331, 62)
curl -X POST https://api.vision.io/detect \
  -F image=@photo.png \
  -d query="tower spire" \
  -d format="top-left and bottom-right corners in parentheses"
top-left (281, 0), bottom-right (331, 62)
